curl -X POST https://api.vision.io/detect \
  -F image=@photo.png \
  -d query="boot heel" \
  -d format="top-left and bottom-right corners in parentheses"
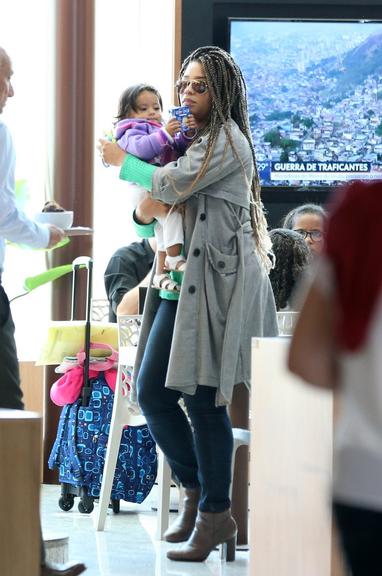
top-left (220, 535), bottom-right (236, 562)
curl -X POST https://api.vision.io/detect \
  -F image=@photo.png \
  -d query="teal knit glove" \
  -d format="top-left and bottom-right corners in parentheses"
top-left (132, 210), bottom-right (156, 238)
top-left (119, 154), bottom-right (156, 191)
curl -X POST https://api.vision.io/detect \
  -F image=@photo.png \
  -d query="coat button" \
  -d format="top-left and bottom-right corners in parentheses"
top-left (218, 261), bottom-right (226, 269)
top-left (193, 248), bottom-right (200, 257)
top-left (197, 137), bottom-right (203, 143)
top-left (188, 285), bottom-right (196, 294)
top-left (200, 213), bottom-right (206, 221)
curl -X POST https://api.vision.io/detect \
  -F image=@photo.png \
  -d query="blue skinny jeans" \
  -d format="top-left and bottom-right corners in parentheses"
top-left (136, 299), bottom-right (233, 513)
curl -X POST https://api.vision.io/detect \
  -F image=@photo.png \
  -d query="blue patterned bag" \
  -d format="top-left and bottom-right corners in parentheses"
top-left (48, 373), bottom-right (157, 503)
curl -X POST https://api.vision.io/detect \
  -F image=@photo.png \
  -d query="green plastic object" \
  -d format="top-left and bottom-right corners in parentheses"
top-left (52, 237), bottom-right (71, 249)
top-left (23, 264), bottom-right (73, 292)
top-left (7, 236), bottom-right (70, 250)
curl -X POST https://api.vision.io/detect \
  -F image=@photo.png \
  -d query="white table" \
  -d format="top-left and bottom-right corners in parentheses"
top-left (250, 337), bottom-right (345, 576)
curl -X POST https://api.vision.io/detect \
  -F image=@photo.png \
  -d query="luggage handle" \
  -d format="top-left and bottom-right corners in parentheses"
top-left (71, 256), bottom-right (93, 321)
top-left (71, 256), bottom-right (93, 406)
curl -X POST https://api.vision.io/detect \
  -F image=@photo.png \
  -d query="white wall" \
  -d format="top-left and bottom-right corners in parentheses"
top-left (1, 0), bottom-right (176, 359)
top-left (0, 0), bottom-right (53, 360)
top-left (93, 0), bottom-right (176, 298)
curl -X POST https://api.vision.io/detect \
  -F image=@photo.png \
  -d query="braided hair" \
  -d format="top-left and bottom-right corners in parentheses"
top-left (178, 46), bottom-right (271, 270)
top-left (269, 229), bottom-right (312, 310)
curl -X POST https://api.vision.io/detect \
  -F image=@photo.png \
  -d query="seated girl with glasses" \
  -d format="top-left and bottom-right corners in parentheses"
top-left (282, 203), bottom-right (327, 257)
top-left (110, 84), bottom-right (197, 292)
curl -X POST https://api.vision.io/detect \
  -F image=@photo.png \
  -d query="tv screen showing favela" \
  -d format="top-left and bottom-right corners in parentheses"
top-left (230, 19), bottom-right (382, 187)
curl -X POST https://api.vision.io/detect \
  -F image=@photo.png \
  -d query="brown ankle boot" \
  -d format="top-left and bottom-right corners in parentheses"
top-left (167, 509), bottom-right (237, 562)
top-left (164, 487), bottom-right (200, 543)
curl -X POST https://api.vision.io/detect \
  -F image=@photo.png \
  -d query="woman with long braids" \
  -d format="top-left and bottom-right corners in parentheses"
top-left (99, 46), bottom-right (278, 562)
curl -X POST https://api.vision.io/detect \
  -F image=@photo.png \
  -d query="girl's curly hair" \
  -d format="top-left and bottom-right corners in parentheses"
top-left (269, 228), bottom-right (312, 310)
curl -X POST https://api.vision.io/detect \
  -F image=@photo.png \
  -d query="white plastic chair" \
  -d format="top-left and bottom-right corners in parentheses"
top-left (90, 298), bottom-right (110, 323)
top-left (216, 427), bottom-right (250, 559)
top-left (231, 427), bottom-right (251, 499)
top-left (95, 315), bottom-right (173, 537)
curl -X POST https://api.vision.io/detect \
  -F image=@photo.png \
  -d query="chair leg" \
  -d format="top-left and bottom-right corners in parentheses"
top-left (229, 428), bottom-right (250, 500)
top-left (156, 449), bottom-right (172, 539)
top-left (95, 420), bottom-right (124, 531)
top-left (178, 484), bottom-right (185, 512)
top-left (218, 428), bottom-right (250, 555)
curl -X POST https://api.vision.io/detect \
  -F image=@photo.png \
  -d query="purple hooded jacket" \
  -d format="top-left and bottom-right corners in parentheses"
top-left (115, 118), bottom-right (191, 166)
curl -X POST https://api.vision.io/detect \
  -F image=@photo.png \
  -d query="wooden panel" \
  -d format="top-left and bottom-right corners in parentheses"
top-left (19, 362), bottom-right (45, 480)
top-left (20, 361), bottom-right (44, 414)
top-left (0, 411), bottom-right (42, 576)
top-left (173, 0), bottom-right (182, 103)
top-left (250, 338), bottom-right (344, 576)
top-left (45, 0), bottom-right (95, 482)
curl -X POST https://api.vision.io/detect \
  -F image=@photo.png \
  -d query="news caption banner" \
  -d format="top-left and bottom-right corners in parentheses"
top-left (258, 161), bottom-right (382, 182)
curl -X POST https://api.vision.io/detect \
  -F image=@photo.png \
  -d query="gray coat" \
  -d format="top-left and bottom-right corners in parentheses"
top-left (133, 119), bottom-right (278, 406)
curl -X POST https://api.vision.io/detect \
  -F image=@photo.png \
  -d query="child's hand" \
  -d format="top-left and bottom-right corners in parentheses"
top-left (103, 130), bottom-right (116, 143)
top-left (165, 118), bottom-right (182, 137)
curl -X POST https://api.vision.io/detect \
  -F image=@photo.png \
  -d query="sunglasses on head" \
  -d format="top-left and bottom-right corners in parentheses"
top-left (175, 79), bottom-right (209, 94)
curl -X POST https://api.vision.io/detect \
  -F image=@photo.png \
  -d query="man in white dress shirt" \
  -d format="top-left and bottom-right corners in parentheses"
top-left (0, 46), bottom-right (86, 576)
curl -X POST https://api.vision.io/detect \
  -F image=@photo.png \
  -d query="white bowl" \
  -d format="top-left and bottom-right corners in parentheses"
top-left (34, 211), bottom-right (74, 229)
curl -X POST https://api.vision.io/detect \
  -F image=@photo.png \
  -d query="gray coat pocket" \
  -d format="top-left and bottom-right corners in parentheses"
top-left (206, 242), bottom-right (238, 276)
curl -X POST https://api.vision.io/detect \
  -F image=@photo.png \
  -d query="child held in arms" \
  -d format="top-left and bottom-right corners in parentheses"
top-left (109, 84), bottom-right (196, 292)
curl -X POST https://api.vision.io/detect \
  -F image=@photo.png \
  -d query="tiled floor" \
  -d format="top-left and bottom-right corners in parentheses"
top-left (41, 484), bottom-right (249, 576)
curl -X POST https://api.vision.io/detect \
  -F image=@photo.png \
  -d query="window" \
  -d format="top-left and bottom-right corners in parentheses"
top-left (1, 0), bottom-right (176, 358)
top-left (1, 0), bottom-right (53, 360)
top-left (93, 0), bottom-right (176, 298)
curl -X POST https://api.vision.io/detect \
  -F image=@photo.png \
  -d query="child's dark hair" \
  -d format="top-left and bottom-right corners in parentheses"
top-left (282, 203), bottom-right (327, 229)
top-left (115, 84), bottom-right (163, 122)
top-left (269, 228), bottom-right (311, 310)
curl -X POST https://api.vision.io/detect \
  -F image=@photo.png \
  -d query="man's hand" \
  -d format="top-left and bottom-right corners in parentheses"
top-left (98, 138), bottom-right (126, 166)
top-left (47, 224), bottom-right (66, 248)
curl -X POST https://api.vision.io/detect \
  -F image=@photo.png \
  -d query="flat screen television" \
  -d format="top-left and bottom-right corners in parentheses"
top-left (211, 2), bottom-right (382, 210)
top-left (229, 18), bottom-right (382, 192)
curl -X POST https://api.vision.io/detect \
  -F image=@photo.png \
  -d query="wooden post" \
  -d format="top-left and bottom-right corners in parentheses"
top-left (0, 411), bottom-right (42, 576)
top-left (44, 0), bottom-right (95, 482)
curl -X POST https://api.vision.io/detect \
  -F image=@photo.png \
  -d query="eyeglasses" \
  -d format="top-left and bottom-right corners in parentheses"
top-left (175, 79), bottom-right (209, 94)
top-left (293, 229), bottom-right (323, 242)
